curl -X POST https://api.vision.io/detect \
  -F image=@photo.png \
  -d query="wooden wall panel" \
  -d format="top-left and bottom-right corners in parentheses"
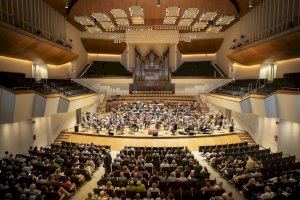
top-left (178, 38), bottom-right (224, 54)
top-left (81, 38), bottom-right (126, 54)
top-left (0, 22), bottom-right (78, 65)
top-left (228, 29), bottom-right (300, 66)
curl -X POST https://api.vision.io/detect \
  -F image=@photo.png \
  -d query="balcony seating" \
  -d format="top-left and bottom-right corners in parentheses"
top-left (82, 61), bottom-right (132, 77)
top-left (211, 79), bottom-right (260, 97)
top-left (172, 61), bottom-right (224, 77)
top-left (212, 73), bottom-right (300, 97)
top-left (0, 71), bottom-right (94, 97)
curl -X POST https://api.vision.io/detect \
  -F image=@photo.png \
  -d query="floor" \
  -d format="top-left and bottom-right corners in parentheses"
top-left (193, 151), bottom-right (247, 200)
top-left (70, 151), bottom-right (118, 200)
top-left (70, 151), bottom-right (246, 200)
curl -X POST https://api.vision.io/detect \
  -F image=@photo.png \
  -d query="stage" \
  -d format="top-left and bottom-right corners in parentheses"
top-left (65, 131), bottom-right (242, 151)
top-left (77, 124), bottom-right (237, 138)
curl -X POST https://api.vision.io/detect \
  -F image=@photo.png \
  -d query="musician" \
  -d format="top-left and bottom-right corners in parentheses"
top-left (171, 122), bottom-right (177, 135)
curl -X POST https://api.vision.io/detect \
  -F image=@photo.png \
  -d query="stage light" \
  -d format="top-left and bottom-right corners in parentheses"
top-left (249, 0), bottom-right (253, 8)
top-left (64, 0), bottom-right (69, 9)
top-left (157, 0), bottom-right (161, 7)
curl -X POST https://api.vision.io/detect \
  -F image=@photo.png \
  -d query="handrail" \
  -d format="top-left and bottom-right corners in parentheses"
top-left (248, 83), bottom-right (253, 92)
top-left (282, 87), bottom-right (300, 92)
top-left (79, 63), bottom-right (93, 78)
top-left (12, 86), bottom-right (31, 90)
top-left (211, 62), bottom-right (225, 77)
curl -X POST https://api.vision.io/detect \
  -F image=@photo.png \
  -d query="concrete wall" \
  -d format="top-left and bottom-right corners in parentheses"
top-left (276, 58), bottom-right (300, 78)
top-left (172, 78), bottom-right (231, 95)
top-left (232, 112), bottom-right (300, 159)
top-left (0, 56), bottom-right (71, 79)
top-left (0, 110), bottom-right (76, 157)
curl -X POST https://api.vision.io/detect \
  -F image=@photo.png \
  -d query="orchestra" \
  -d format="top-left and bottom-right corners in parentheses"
top-left (80, 101), bottom-right (228, 136)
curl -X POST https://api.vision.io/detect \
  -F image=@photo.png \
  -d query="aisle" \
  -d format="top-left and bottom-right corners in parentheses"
top-left (192, 151), bottom-right (246, 200)
top-left (70, 151), bottom-right (118, 200)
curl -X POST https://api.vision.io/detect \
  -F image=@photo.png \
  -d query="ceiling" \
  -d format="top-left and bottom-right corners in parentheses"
top-left (45, 0), bottom-right (264, 33)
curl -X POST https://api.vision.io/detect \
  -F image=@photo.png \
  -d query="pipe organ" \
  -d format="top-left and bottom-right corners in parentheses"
top-left (131, 49), bottom-right (174, 93)
top-left (135, 50), bottom-right (169, 82)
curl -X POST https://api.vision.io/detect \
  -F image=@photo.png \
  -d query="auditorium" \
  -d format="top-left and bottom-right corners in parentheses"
top-left (0, 0), bottom-right (300, 199)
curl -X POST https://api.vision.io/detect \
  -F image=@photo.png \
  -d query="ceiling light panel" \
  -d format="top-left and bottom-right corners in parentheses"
top-left (200, 12), bottom-right (217, 21)
top-left (101, 22), bottom-right (115, 30)
top-left (116, 18), bottom-right (129, 26)
top-left (163, 17), bottom-right (177, 24)
top-left (132, 17), bottom-right (144, 25)
top-left (129, 6), bottom-right (144, 24)
top-left (163, 7), bottom-right (179, 25)
top-left (111, 9), bottom-right (127, 18)
top-left (92, 13), bottom-right (111, 22)
top-left (182, 8), bottom-right (199, 19)
top-left (166, 7), bottom-right (180, 17)
top-left (178, 18), bottom-right (193, 27)
top-left (74, 16), bottom-right (94, 26)
top-left (206, 25), bottom-right (222, 33)
top-left (129, 6), bottom-right (143, 17)
top-left (193, 21), bottom-right (208, 29)
top-left (216, 16), bottom-right (235, 25)
top-left (86, 26), bottom-right (102, 33)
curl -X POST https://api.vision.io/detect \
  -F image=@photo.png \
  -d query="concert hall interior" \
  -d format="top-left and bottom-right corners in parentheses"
top-left (0, 0), bottom-right (300, 200)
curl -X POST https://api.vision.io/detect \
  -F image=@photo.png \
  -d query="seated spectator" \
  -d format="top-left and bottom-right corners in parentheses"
top-left (136, 180), bottom-right (146, 192)
top-left (169, 160), bottom-right (177, 168)
top-left (104, 180), bottom-right (114, 192)
top-left (61, 176), bottom-right (77, 192)
top-left (85, 192), bottom-right (98, 200)
top-left (36, 175), bottom-right (47, 185)
top-left (214, 181), bottom-right (224, 191)
top-left (167, 193), bottom-right (175, 200)
top-left (126, 180), bottom-right (136, 192)
top-left (99, 190), bottom-right (109, 200)
top-left (160, 159), bottom-right (170, 168)
top-left (28, 183), bottom-right (41, 196)
top-left (201, 182), bottom-right (214, 194)
top-left (71, 170), bottom-right (85, 185)
top-left (255, 161), bottom-right (263, 170)
top-left (148, 183), bottom-right (160, 195)
top-left (245, 156), bottom-right (256, 172)
top-left (222, 191), bottom-right (234, 200)
top-left (178, 172), bottom-right (187, 182)
top-left (159, 171), bottom-right (167, 182)
top-left (260, 186), bottom-right (275, 200)
top-left (166, 172), bottom-right (177, 182)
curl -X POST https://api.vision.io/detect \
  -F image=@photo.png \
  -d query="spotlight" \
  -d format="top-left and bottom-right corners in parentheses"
top-left (248, 0), bottom-right (253, 8)
top-left (64, 0), bottom-right (69, 9)
top-left (157, 0), bottom-right (160, 7)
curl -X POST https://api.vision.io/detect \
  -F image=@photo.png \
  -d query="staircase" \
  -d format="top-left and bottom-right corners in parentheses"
top-left (53, 132), bottom-right (72, 145)
top-left (237, 132), bottom-right (256, 145)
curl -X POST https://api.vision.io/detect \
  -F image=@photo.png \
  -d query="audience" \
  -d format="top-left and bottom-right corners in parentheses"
top-left (89, 146), bottom-right (231, 199)
top-left (0, 142), bottom-right (108, 200)
top-left (201, 142), bottom-right (300, 199)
